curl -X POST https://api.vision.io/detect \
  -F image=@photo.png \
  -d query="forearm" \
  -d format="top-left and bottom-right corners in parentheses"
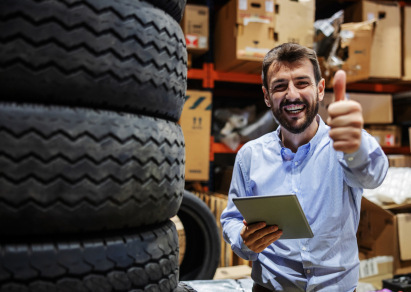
top-left (339, 130), bottom-right (389, 189)
top-left (221, 210), bottom-right (259, 261)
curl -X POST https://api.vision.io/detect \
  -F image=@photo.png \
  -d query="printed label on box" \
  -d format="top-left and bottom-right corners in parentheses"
top-left (239, 46), bottom-right (270, 58)
top-left (359, 259), bottom-right (379, 278)
top-left (367, 12), bottom-right (375, 21)
top-left (265, 1), bottom-right (274, 12)
top-left (239, 0), bottom-right (248, 10)
top-left (243, 16), bottom-right (271, 25)
top-left (186, 35), bottom-right (198, 48)
top-left (385, 134), bottom-right (395, 146)
top-left (199, 36), bottom-right (208, 49)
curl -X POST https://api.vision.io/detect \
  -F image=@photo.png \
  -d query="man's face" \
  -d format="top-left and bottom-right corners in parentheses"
top-left (263, 58), bottom-right (324, 134)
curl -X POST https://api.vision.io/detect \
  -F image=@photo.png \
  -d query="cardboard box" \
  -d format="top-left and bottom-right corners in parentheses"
top-left (318, 20), bottom-right (375, 87)
top-left (181, 5), bottom-right (209, 54)
top-left (359, 273), bottom-right (393, 290)
top-left (274, 0), bottom-right (315, 48)
top-left (320, 92), bottom-right (393, 124)
top-left (386, 203), bottom-right (411, 274)
top-left (365, 125), bottom-right (402, 147)
top-left (349, 92), bottom-right (393, 124)
top-left (387, 155), bottom-right (411, 167)
top-left (404, 6), bottom-right (411, 80)
top-left (358, 197), bottom-right (411, 275)
top-left (339, 21), bottom-right (375, 83)
top-left (215, 0), bottom-right (276, 73)
top-left (397, 213), bottom-right (411, 261)
top-left (344, 0), bottom-right (401, 79)
top-left (179, 90), bottom-right (212, 181)
top-left (359, 256), bottom-right (393, 279)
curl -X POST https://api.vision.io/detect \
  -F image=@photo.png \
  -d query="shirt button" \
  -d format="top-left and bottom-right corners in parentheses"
top-left (302, 246), bottom-right (306, 251)
top-left (307, 269), bottom-right (311, 274)
top-left (294, 161), bottom-right (298, 166)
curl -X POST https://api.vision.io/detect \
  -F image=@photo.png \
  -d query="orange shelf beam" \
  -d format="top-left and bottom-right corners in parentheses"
top-left (346, 82), bottom-right (411, 93)
top-left (210, 137), bottom-right (244, 161)
top-left (209, 64), bottom-right (261, 87)
top-left (188, 63), bottom-right (263, 88)
top-left (188, 63), bottom-right (411, 92)
top-left (382, 146), bottom-right (410, 155)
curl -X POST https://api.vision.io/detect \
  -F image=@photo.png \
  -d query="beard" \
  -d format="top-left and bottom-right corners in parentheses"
top-left (271, 92), bottom-right (319, 134)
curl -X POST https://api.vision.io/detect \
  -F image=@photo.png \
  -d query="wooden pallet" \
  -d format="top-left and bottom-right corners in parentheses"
top-left (193, 191), bottom-right (251, 268)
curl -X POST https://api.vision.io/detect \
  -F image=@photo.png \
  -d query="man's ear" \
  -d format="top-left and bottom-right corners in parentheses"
top-left (262, 86), bottom-right (271, 107)
top-left (317, 78), bottom-right (325, 102)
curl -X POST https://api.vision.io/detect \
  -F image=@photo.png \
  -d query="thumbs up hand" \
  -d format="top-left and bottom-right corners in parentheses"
top-left (327, 70), bottom-right (364, 154)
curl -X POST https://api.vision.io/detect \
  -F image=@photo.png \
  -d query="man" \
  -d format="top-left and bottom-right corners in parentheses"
top-left (220, 43), bottom-right (388, 291)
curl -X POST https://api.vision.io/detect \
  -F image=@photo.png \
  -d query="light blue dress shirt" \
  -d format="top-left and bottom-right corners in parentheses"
top-left (221, 116), bottom-right (388, 292)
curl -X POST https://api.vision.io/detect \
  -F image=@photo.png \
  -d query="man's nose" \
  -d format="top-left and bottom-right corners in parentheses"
top-left (286, 82), bottom-right (299, 99)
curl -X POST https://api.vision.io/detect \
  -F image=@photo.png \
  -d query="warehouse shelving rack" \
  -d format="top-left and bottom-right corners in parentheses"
top-left (185, 0), bottom-right (411, 190)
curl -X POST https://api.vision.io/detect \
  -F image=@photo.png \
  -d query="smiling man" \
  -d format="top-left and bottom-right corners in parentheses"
top-left (220, 43), bottom-right (388, 291)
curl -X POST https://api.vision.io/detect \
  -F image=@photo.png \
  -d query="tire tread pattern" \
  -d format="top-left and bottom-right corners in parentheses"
top-left (0, 103), bottom-right (185, 235)
top-left (0, 221), bottom-right (180, 292)
top-left (0, 0), bottom-right (187, 121)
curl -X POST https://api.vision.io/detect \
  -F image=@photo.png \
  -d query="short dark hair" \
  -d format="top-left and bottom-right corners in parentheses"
top-left (261, 43), bottom-right (322, 90)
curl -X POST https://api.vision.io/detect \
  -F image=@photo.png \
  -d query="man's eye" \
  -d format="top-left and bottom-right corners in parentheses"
top-left (272, 84), bottom-right (287, 91)
top-left (297, 81), bottom-right (309, 87)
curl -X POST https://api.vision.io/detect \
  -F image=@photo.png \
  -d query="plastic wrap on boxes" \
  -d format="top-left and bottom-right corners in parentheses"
top-left (363, 167), bottom-right (411, 205)
top-left (214, 106), bottom-right (276, 151)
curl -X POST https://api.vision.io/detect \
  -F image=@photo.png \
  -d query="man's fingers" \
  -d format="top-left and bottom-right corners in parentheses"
top-left (333, 70), bottom-right (347, 102)
top-left (327, 111), bottom-right (363, 128)
top-left (328, 100), bottom-right (362, 119)
top-left (241, 222), bottom-right (266, 240)
top-left (329, 127), bottom-right (362, 142)
top-left (242, 224), bottom-right (279, 247)
top-left (254, 230), bottom-right (283, 253)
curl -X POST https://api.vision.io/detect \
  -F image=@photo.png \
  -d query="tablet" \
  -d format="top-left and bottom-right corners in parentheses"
top-left (232, 194), bottom-right (314, 239)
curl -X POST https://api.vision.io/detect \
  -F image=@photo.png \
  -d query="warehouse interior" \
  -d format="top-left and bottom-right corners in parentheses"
top-left (0, 0), bottom-right (410, 291)
top-left (178, 0), bottom-right (411, 291)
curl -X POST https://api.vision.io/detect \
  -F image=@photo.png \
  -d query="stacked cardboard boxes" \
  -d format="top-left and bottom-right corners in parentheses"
top-left (357, 197), bottom-right (411, 275)
top-left (273, 0), bottom-right (315, 48)
top-left (365, 125), bottom-right (402, 147)
top-left (215, 0), bottom-right (276, 74)
top-left (344, 0), bottom-right (402, 79)
top-left (319, 92), bottom-right (393, 124)
top-left (215, 0), bottom-right (315, 74)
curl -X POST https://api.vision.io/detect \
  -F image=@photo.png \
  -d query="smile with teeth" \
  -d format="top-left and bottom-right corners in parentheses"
top-left (283, 104), bottom-right (305, 114)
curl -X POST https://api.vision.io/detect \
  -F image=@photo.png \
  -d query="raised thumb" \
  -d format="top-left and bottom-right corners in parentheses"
top-left (333, 70), bottom-right (347, 102)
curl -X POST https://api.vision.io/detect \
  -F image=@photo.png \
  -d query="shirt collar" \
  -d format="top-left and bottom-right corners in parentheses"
top-left (273, 115), bottom-right (328, 161)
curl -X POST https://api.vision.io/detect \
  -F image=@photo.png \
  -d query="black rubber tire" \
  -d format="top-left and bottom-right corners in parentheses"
top-left (0, 103), bottom-right (185, 236)
top-left (177, 191), bottom-right (221, 280)
top-left (145, 0), bottom-right (187, 22)
top-left (0, 220), bottom-right (179, 291)
top-left (0, 0), bottom-right (187, 121)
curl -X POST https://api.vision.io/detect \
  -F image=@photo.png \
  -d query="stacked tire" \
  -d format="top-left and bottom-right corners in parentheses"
top-left (0, 0), bottom-right (187, 291)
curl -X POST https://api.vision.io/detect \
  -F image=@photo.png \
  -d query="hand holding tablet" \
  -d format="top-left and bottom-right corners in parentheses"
top-left (233, 194), bottom-right (314, 240)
